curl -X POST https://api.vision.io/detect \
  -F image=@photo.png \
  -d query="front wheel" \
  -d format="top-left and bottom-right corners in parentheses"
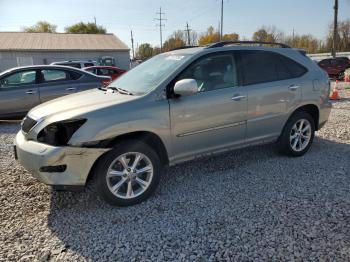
top-left (94, 140), bottom-right (163, 206)
top-left (277, 111), bottom-right (315, 157)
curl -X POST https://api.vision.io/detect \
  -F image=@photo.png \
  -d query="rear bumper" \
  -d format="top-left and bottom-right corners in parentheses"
top-left (318, 101), bottom-right (332, 130)
top-left (14, 131), bottom-right (109, 186)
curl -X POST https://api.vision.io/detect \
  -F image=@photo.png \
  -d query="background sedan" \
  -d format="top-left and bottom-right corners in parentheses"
top-left (0, 65), bottom-right (110, 119)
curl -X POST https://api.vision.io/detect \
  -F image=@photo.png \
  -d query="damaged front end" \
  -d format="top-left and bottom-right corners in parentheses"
top-left (15, 118), bottom-right (111, 188)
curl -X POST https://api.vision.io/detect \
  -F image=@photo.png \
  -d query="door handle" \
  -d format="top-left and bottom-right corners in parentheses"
top-left (26, 90), bottom-right (37, 95)
top-left (231, 95), bottom-right (246, 101)
top-left (289, 84), bottom-right (300, 91)
top-left (66, 87), bottom-right (76, 91)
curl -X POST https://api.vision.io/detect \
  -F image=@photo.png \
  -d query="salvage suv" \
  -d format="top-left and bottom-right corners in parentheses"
top-left (15, 41), bottom-right (331, 206)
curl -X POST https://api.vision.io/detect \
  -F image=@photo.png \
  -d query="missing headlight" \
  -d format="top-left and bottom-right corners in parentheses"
top-left (37, 119), bottom-right (86, 146)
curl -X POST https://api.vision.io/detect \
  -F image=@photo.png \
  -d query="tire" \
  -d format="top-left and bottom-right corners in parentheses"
top-left (94, 140), bottom-right (163, 206)
top-left (277, 111), bottom-right (315, 157)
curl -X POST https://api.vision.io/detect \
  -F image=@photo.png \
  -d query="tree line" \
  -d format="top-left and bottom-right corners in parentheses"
top-left (21, 21), bottom-right (350, 60)
top-left (22, 21), bottom-right (106, 34)
top-left (137, 21), bottom-right (350, 60)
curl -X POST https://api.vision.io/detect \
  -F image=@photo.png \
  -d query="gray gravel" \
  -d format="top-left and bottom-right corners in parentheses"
top-left (1, 100), bottom-right (350, 261)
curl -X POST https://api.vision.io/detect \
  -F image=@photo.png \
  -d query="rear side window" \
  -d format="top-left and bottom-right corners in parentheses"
top-left (57, 63), bottom-right (81, 68)
top-left (278, 55), bottom-right (307, 79)
top-left (239, 51), bottom-right (307, 86)
top-left (41, 70), bottom-right (68, 82)
top-left (84, 63), bottom-right (95, 67)
top-left (97, 68), bottom-right (110, 75)
top-left (68, 71), bottom-right (82, 80)
top-left (319, 59), bottom-right (330, 66)
top-left (41, 70), bottom-right (82, 82)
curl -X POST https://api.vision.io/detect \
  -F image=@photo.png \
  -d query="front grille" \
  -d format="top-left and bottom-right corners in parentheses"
top-left (21, 116), bottom-right (37, 133)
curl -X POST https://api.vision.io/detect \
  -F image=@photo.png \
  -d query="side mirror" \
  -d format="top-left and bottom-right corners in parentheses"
top-left (174, 79), bottom-right (198, 97)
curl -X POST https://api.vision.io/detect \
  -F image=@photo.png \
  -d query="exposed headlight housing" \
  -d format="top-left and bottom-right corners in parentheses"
top-left (37, 119), bottom-right (86, 146)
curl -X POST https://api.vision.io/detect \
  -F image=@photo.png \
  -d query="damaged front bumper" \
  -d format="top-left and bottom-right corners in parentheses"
top-left (14, 131), bottom-right (110, 186)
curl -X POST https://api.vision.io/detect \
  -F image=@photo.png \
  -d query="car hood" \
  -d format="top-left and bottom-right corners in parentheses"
top-left (28, 88), bottom-right (138, 120)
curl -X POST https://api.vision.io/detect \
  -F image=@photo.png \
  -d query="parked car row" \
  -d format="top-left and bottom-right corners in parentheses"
top-left (0, 65), bottom-right (111, 118)
top-left (0, 59), bottom-right (128, 118)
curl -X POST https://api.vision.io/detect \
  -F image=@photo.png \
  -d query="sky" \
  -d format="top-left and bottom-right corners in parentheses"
top-left (1, 0), bottom-right (350, 49)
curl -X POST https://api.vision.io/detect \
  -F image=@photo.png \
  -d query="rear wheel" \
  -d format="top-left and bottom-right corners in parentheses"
top-left (94, 140), bottom-right (163, 206)
top-left (278, 111), bottom-right (315, 157)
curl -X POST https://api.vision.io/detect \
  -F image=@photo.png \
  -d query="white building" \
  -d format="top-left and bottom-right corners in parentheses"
top-left (0, 32), bottom-right (130, 72)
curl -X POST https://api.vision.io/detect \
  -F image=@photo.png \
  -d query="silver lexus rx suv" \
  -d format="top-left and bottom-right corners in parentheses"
top-left (15, 41), bottom-right (331, 206)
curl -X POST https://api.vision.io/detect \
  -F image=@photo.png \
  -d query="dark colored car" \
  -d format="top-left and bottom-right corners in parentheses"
top-left (0, 65), bottom-right (110, 118)
top-left (83, 66), bottom-right (127, 81)
top-left (50, 60), bottom-right (97, 69)
top-left (318, 57), bottom-right (350, 79)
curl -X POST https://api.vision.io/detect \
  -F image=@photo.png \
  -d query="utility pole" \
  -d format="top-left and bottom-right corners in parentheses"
top-left (220, 0), bottom-right (224, 40)
top-left (94, 17), bottom-right (97, 26)
top-left (131, 30), bottom-right (135, 60)
top-left (332, 0), bottom-right (338, 58)
top-left (155, 7), bottom-right (166, 52)
top-left (185, 22), bottom-right (191, 46)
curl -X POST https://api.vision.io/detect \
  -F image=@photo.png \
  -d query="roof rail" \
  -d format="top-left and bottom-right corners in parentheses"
top-left (170, 46), bottom-right (199, 51)
top-left (206, 41), bottom-right (290, 49)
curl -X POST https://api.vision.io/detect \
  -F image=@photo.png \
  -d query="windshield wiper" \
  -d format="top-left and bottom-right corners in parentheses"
top-left (109, 86), bottom-right (134, 95)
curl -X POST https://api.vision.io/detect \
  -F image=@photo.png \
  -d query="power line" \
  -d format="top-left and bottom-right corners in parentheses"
top-left (184, 22), bottom-right (192, 46)
top-left (154, 7), bottom-right (166, 52)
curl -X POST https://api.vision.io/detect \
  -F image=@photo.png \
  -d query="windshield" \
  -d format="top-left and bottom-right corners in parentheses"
top-left (108, 53), bottom-right (190, 95)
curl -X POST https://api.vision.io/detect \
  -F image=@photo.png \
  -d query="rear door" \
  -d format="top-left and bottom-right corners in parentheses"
top-left (37, 69), bottom-right (83, 103)
top-left (0, 69), bottom-right (40, 117)
top-left (238, 50), bottom-right (306, 142)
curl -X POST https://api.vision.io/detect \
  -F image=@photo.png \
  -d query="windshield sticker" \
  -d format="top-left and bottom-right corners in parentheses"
top-left (166, 55), bottom-right (185, 61)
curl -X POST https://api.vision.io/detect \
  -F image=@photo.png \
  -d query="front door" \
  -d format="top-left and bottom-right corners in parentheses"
top-left (0, 69), bottom-right (40, 117)
top-left (169, 52), bottom-right (247, 162)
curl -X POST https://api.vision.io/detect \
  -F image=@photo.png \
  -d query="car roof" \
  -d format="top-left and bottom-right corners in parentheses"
top-left (83, 65), bottom-right (124, 70)
top-left (51, 60), bottom-right (97, 63)
top-left (0, 65), bottom-right (94, 76)
top-left (163, 44), bottom-right (298, 56)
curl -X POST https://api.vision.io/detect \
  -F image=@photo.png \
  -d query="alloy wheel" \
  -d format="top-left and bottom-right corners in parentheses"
top-left (106, 152), bottom-right (154, 199)
top-left (289, 119), bottom-right (312, 152)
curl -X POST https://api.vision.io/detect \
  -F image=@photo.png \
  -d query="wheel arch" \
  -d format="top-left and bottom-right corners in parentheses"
top-left (282, 104), bottom-right (320, 133)
top-left (85, 131), bottom-right (169, 185)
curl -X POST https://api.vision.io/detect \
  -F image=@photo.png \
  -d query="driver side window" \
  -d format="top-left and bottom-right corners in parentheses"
top-left (0, 70), bottom-right (37, 89)
top-left (177, 53), bottom-right (238, 93)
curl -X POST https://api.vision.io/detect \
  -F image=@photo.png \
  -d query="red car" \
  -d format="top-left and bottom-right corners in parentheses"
top-left (83, 66), bottom-right (126, 81)
top-left (318, 57), bottom-right (350, 79)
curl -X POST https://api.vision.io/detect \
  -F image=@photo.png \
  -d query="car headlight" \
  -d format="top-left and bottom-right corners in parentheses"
top-left (37, 119), bottom-right (86, 146)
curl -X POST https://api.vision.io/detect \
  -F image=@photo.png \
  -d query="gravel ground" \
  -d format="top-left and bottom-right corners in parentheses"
top-left (1, 98), bottom-right (350, 261)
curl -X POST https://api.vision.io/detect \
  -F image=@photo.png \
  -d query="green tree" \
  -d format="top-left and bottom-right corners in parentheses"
top-left (65, 22), bottom-right (106, 34)
top-left (22, 21), bottom-right (57, 33)
top-left (252, 26), bottom-right (284, 43)
top-left (324, 20), bottom-right (350, 52)
top-left (198, 26), bottom-right (220, 45)
top-left (285, 34), bottom-right (320, 54)
top-left (137, 43), bottom-right (154, 60)
top-left (222, 33), bottom-right (240, 41)
top-left (163, 30), bottom-right (187, 52)
top-left (198, 26), bottom-right (240, 45)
